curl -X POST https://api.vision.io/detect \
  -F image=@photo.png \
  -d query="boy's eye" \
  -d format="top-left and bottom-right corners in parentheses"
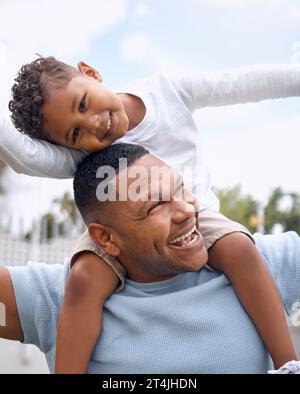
top-left (72, 127), bottom-right (80, 144)
top-left (79, 97), bottom-right (86, 112)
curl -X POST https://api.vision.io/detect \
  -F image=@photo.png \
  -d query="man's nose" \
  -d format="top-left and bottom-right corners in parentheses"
top-left (172, 195), bottom-right (196, 223)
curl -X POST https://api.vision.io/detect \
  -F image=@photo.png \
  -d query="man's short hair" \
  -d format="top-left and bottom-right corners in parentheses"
top-left (9, 56), bottom-right (78, 140)
top-left (74, 143), bottom-right (149, 224)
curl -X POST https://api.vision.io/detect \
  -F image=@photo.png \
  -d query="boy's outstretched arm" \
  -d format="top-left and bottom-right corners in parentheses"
top-left (55, 252), bottom-right (119, 374)
top-left (208, 232), bottom-right (297, 369)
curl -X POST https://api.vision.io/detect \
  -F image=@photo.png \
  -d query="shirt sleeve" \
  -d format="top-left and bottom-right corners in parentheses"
top-left (7, 262), bottom-right (67, 352)
top-left (168, 64), bottom-right (300, 112)
top-left (0, 116), bottom-right (87, 178)
top-left (254, 231), bottom-right (300, 314)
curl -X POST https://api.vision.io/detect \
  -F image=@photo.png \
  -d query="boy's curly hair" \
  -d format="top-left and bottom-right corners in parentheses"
top-left (9, 56), bottom-right (78, 139)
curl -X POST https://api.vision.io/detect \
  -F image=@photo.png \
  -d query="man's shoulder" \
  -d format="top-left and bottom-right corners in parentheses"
top-left (254, 231), bottom-right (299, 255)
top-left (8, 260), bottom-right (69, 300)
top-left (254, 231), bottom-right (300, 274)
top-left (254, 231), bottom-right (300, 313)
top-left (6, 260), bottom-right (69, 352)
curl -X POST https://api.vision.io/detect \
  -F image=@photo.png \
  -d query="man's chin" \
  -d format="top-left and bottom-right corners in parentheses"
top-left (188, 254), bottom-right (208, 272)
top-left (176, 249), bottom-right (209, 273)
top-left (168, 237), bottom-right (208, 272)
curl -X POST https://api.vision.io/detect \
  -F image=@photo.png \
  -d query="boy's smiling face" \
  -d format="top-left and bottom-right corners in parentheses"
top-left (42, 62), bottom-right (129, 152)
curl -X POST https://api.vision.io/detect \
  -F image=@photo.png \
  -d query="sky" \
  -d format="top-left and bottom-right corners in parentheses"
top-left (0, 0), bottom-right (300, 232)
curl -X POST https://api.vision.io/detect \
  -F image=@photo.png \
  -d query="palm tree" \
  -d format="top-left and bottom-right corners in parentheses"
top-left (52, 191), bottom-right (80, 225)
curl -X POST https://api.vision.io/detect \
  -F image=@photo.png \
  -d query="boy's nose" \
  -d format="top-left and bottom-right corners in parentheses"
top-left (85, 114), bottom-right (99, 135)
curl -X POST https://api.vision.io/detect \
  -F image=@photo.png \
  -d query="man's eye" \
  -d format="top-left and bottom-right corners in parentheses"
top-left (79, 97), bottom-right (85, 112)
top-left (72, 127), bottom-right (80, 144)
top-left (148, 201), bottom-right (162, 214)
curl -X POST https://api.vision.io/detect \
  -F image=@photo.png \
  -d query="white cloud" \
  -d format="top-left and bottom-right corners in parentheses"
top-left (134, 2), bottom-right (150, 18)
top-left (190, 0), bottom-right (261, 8)
top-left (120, 34), bottom-right (177, 70)
top-left (0, 0), bottom-right (127, 59)
top-left (0, 41), bottom-right (8, 67)
top-left (292, 42), bottom-right (300, 64)
top-left (0, 0), bottom-right (128, 111)
top-left (190, 0), bottom-right (287, 8)
top-left (204, 116), bottom-right (300, 202)
top-left (121, 34), bottom-right (150, 62)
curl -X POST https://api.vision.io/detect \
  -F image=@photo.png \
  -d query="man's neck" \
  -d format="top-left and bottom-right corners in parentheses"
top-left (118, 93), bottom-right (146, 131)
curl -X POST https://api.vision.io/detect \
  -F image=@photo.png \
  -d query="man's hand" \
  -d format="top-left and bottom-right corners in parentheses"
top-left (0, 267), bottom-right (24, 341)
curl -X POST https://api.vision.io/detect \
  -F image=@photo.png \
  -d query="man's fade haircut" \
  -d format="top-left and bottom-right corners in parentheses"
top-left (9, 56), bottom-right (79, 139)
top-left (74, 143), bottom-right (149, 224)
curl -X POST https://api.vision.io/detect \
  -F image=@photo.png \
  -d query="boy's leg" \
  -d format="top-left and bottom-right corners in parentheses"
top-left (55, 230), bottom-right (124, 373)
top-left (72, 229), bottom-right (126, 292)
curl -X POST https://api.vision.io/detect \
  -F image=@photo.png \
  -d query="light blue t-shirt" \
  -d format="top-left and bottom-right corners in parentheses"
top-left (8, 232), bottom-right (300, 374)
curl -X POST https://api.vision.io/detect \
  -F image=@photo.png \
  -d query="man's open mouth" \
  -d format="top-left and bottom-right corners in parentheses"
top-left (168, 225), bottom-right (200, 248)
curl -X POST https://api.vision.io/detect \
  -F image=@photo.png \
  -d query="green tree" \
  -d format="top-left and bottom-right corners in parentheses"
top-left (214, 185), bottom-right (259, 233)
top-left (263, 187), bottom-right (285, 233)
top-left (283, 192), bottom-right (300, 233)
top-left (52, 191), bottom-right (81, 225)
top-left (264, 188), bottom-right (300, 233)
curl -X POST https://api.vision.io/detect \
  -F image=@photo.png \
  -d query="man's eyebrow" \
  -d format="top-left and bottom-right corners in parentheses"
top-left (65, 95), bottom-right (78, 143)
top-left (174, 174), bottom-right (184, 195)
top-left (140, 175), bottom-right (183, 201)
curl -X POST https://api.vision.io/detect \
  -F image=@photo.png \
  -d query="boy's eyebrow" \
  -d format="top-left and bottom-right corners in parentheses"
top-left (71, 95), bottom-right (77, 113)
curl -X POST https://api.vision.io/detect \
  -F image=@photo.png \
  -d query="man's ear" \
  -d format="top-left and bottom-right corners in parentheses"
top-left (77, 61), bottom-right (103, 82)
top-left (88, 223), bottom-right (120, 257)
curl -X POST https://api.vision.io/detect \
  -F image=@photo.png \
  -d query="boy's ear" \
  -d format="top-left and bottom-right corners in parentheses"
top-left (88, 223), bottom-right (120, 257)
top-left (77, 61), bottom-right (103, 82)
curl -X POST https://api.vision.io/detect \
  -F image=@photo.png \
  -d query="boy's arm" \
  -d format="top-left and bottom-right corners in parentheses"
top-left (0, 116), bottom-right (86, 178)
top-left (0, 267), bottom-right (24, 341)
top-left (171, 64), bottom-right (300, 111)
top-left (208, 232), bottom-right (297, 369)
top-left (55, 252), bottom-right (119, 374)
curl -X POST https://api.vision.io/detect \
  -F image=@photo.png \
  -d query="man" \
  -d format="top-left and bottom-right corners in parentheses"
top-left (1, 143), bottom-right (300, 373)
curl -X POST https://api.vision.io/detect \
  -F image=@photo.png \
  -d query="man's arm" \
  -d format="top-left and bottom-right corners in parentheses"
top-left (0, 116), bottom-right (86, 178)
top-left (0, 267), bottom-right (24, 341)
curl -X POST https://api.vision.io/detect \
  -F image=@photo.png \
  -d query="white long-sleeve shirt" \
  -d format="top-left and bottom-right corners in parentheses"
top-left (0, 116), bottom-right (85, 178)
top-left (1, 64), bottom-right (300, 192)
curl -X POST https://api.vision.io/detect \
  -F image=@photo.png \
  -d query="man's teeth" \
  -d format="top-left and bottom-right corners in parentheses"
top-left (169, 225), bottom-right (196, 245)
top-left (107, 113), bottom-right (112, 131)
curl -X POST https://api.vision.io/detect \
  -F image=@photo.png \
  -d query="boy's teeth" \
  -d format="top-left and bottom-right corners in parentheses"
top-left (107, 114), bottom-right (112, 131)
top-left (169, 225), bottom-right (196, 245)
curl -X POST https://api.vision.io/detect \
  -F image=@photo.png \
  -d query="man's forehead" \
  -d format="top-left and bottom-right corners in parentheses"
top-left (95, 154), bottom-right (183, 211)
top-left (116, 156), bottom-right (180, 198)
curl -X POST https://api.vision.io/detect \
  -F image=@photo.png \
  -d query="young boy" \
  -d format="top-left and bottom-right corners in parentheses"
top-left (8, 57), bottom-right (300, 373)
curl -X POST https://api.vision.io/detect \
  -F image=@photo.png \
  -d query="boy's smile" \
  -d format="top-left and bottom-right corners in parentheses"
top-left (42, 70), bottom-right (130, 152)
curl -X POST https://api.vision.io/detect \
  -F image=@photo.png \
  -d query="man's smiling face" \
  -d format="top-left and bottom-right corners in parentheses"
top-left (95, 154), bottom-right (208, 283)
